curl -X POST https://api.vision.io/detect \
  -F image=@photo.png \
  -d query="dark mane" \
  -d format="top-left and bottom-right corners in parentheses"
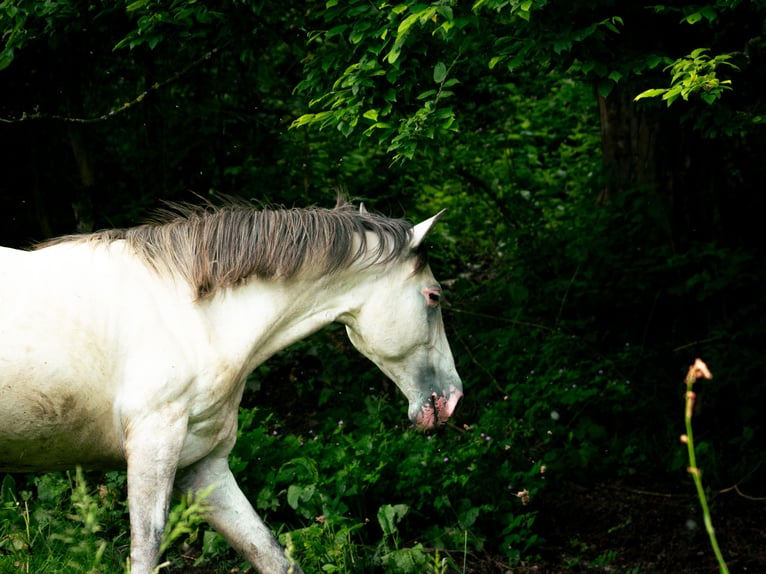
top-left (39, 202), bottom-right (423, 298)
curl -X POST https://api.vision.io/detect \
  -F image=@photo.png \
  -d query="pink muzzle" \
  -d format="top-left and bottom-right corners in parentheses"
top-left (414, 385), bottom-right (463, 429)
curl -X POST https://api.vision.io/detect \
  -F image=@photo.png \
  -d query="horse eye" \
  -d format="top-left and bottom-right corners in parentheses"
top-left (428, 292), bottom-right (440, 303)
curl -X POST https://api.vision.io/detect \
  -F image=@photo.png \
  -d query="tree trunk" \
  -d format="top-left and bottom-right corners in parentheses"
top-left (597, 80), bottom-right (722, 250)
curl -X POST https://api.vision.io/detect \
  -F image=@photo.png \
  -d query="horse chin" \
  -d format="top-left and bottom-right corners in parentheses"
top-left (411, 385), bottom-right (463, 429)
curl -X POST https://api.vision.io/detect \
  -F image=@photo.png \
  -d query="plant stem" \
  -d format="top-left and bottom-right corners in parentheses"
top-left (462, 530), bottom-right (468, 574)
top-left (683, 359), bottom-right (728, 574)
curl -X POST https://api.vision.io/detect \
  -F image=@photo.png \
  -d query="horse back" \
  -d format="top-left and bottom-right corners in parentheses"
top-left (0, 242), bottom-right (192, 471)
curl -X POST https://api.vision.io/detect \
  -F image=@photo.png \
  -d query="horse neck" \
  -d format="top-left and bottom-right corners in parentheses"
top-left (201, 266), bottom-right (372, 371)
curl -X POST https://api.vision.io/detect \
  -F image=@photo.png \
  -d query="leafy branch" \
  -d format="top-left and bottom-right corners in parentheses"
top-left (290, 1), bottom-right (462, 162)
top-left (635, 48), bottom-right (738, 106)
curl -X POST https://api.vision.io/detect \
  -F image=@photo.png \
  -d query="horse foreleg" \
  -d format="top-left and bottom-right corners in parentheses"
top-left (123, 412), bottom-right (187, 574)
top-left (176, 456), bottom-right (303, 574)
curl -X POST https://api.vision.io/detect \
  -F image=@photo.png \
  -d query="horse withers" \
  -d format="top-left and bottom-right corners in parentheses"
top-left (0, 202), bottom-right (462, 574)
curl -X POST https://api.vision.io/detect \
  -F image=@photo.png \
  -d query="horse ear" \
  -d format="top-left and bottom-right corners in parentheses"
top-left (359, 203), bottom-right (368, 214)
top-left (410, 209), bottom-right (446, 249)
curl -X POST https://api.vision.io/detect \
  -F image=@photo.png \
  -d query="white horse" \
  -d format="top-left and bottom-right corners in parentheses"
top-left (0, 201), bottom-right (462, 574)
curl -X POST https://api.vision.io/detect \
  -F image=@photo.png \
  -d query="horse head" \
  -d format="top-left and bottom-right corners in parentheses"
top-left (342, 212), bottom-right (463, 429)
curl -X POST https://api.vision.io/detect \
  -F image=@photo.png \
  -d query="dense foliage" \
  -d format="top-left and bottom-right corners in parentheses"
top-left (2, 1), bottom-right (765, 572)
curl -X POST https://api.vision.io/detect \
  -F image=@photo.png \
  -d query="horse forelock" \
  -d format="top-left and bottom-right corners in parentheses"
top-left (39, 202), bottom-right (421, 298)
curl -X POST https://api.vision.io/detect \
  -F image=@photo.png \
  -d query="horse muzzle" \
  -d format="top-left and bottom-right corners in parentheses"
top-left (410, 384), bottom-right (463, 429)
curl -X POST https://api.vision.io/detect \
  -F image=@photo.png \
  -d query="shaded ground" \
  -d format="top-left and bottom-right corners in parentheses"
top-left (523, 480), bottom-right (766, 574)
top-left (419, 481), bottom-right (766, 574)
top-left (171, 479), bottom-right (765, 573)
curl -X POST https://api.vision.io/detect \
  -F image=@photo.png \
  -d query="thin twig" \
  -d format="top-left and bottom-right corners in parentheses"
top-left (0, 45), bottom-right (223, 125)
top-left (604, 484), bottom-right (686, 498)
top-left (449, 307), bottom-right (558, 333)
top-left (732, 485), bottom-right (766, 501)
top-left (452, 328), bottom-right (505, 395)
top-left (718, 461), bottom-right (766, 500)
top-left (672, 336), bottom-right (722, 353)
top-left (556, 262), bottom-right (580, 325)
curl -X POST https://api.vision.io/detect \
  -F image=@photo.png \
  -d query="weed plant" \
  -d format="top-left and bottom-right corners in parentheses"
top-left (0, 469), bottom-right (215, 574)
top-left (1, 469), bottom-right (128, 573)
top-left (681, 359), bottom-right (728, 574)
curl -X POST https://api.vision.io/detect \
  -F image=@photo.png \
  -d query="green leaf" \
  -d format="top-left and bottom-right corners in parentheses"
top-left (326, 24), bottom-right (348, 39)
top-left (363, 121), bottom-right (393, 136)
top-left (377, 503), bottom-right (409, 536)
top-left (633, 88), bottom-right (666, 102)
top-left (147, 34), bottom-right (162, 50)
top-left (1, 474), bottom-right (16, 504)
top-left (387, 6), bottom-right (438, 64)
top-left (126, 0), bottom-right (150, 12)
top-left (396, 11), bottom-right (422, 37)
top-left (386, 43), bottom-right (402, 65)
top-left (700, 5), bottom-right (718, 23)
top-left (552, 39), bottom-right (572, 54)
top-left (291, 113), bottom-right (317, 128)
top-left (433, 61), bottom-right (447, 83)
top-left (0, 49), bottom-right (15, 71)
top-left (663, 86), bottom-right (683, 106)
top-left (286, 484), bottom-right (316, 510)
top-left (645, 54), bottom-right (669, 70)
top-left (458, 504), bottom-right (481, 529)
top-left (597, 79), bottom-right (614, 98)
top-left (286, 484), bottom-right (300, 509)
top-left (380, 544), bottom-right (429, 570)
top-left (690, 47), bottom-right (709, 58)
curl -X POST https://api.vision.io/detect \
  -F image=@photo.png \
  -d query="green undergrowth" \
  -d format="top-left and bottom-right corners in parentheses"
top-left (0, 468), bottom-right (214, 574)
top-left (0, 369), bottom-right (549, 573)
top-left (1, 468), bottom-right (129, 573)
top-left (222, 375), bottom-right (544, 572)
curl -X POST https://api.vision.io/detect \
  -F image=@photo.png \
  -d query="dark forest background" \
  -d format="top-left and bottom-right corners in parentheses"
top-left (2, 1), bottom-right (765, 573)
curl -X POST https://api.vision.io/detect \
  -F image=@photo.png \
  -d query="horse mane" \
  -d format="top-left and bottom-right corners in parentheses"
top-left (39, 201), bottom-right (424, 298)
